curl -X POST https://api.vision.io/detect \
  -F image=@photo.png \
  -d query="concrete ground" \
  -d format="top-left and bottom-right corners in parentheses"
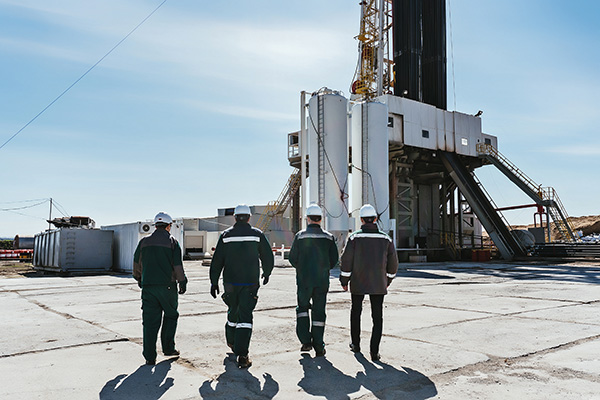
top-left (1, 260), bottom-right (600, 399)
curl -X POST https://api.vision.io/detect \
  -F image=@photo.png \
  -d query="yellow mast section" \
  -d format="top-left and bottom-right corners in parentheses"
top-left (352, 0), bottom-right (393, 100)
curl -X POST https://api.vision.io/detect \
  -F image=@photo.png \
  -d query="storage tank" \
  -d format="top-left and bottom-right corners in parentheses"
top-left (33, 229), bottom-right (113, 273)
top-left (13, 235), bottom-right (34, 249)
top-left (101, 221), bottom-right (184, 273)
top-left (307, 88), bottom-right (349, 234)
top-left (351, 100), bottom-right (390, 231)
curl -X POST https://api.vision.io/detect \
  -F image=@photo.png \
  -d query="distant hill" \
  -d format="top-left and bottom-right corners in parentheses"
top-left (511, 215), bottom-right (600, 238)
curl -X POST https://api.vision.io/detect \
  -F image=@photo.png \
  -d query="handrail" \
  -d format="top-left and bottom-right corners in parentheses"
top-left (255, 170), bottom-right (301, 232)
top-left (476, 143), bottom-right (576, 243)
top-left (476, 143), bottom-right (542, 198)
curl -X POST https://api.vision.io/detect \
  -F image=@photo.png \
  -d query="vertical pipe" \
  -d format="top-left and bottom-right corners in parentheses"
top-left (48, 198), bottom-right (53, 231)
top-left (300, 91), bottom-right (307, 230)
top-left (377, 0), bottom-right (385, 96)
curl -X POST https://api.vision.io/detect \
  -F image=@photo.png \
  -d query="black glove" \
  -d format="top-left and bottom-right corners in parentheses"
top-left (210, 284), bottom-right (220, 299)
top-left (387, 277), bottom-right (393, 287)
top-left (178, 278), bottom-right (188, 294)
top-left (137, 280), bottom-right (142, 288)
top-left (262, 273), bottom-right (269, 285)
top-left (340, 276), bottom-right (350, 287)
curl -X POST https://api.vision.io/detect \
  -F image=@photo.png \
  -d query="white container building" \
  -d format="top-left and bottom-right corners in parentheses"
top-left (101, 221), bottom-right (184, 273)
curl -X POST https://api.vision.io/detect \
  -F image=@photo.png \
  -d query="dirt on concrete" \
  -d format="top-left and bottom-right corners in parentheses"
top-left (0, 261), bottom-right (36, 278)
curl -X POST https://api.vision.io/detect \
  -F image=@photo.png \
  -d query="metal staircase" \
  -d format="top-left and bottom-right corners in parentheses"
top-left (476, 143), bottom-right (576, 242)
top-left (440, 151), bottom-right (526, 260)
top-left (255, 170), bottom-right (301, 232)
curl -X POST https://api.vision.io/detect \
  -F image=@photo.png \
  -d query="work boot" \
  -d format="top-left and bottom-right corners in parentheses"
top-left (300, 343), bottom-right (312, 352)
top-left (315, 348), bottom-right (326, 357)
top-left (371, 352), bottom-right (381, 362)
top-left (163, 349), bottom-right (180, 356)
top-left (237, 355), bottom-right (252, 368)
top-left (145, 359), bottom-right (156, 366)
top-left (349, 343), bottom-right (361, 353)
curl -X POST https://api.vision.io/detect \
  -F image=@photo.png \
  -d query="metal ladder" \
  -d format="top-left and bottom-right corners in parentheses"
top-left (317, 95), bottom-right (326, 206)
top-left (255, 170), bottom-right (302, 232)
top-left (476, 143), bottom-right (576, 242)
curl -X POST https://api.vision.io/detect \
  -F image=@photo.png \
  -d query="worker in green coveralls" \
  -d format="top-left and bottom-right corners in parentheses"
top-left (133, 212), bottom-right (188, 366)
top-left (289, 203), bottom-right (339, 357)
top-left (209, 204), bottom-right (274, 368)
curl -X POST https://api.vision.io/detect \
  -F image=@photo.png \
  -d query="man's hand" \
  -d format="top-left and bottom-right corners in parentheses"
top-left (136, 280), bottom-right (142, 289)
top-left (210, 284), bottom-right (220, 299)
top-left (387, 277), bottom-right (393, 287)
top-left (178, 278), bottom-right (188, 294)
top-left (342, 285), bottom-right (348, 292)
top-left (262, 273), bottom-right (270, 285)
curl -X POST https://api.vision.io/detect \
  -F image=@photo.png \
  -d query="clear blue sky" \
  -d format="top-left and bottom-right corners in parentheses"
top-left (1, 0), bottom-right (599, 237)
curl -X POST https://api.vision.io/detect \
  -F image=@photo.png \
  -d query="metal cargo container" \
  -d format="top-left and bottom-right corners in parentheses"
top-left (101, 221), bottom-right (184, 273)
top-left (33, 229), bottom-right (113, 273)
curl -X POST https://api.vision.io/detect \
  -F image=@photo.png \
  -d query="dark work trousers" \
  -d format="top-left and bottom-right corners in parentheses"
top-left (296, 284), bottom-right (328, 352)
top-left (222, 284), bottom-right (259, 357)
top-left (141, 284), bottom-right (179, 362)
top-left (350, 294), bottom-right (384, 354)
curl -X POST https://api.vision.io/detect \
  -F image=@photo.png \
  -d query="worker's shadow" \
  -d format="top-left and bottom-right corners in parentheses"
top-left (199, 355), bottom-right (279, 399)
top-left (354, 353), bottom-right (437, 399)
top-left (298, 353), bottom-right (361, 400)
top-left (99, 359), bottom-right (175, 400)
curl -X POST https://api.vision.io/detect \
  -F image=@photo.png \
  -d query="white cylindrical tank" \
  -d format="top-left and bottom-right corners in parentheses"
top-left (307, 88), bottom-right (349, 233)
top-left (350, 100), bottom-right (390, 231)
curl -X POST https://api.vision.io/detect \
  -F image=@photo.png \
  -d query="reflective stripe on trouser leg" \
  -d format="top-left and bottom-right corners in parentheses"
top-left (233, 286), bottom-right (258, 357)
top-left (296, 286), bottom-right (312, 346)
top-left (225, 291), bottom-right (239, 349)
top-left (310, 285), bottom-right (328, 352)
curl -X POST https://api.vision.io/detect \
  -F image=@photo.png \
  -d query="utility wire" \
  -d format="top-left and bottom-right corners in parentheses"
top-left (0, 0), bottom-right (169, 151)
top-left (51, 200), bottom-right (69, 217)
top-left (0, 199), bottom-right (48, 212)
top-left (4, 210), bottom-right (48, 221)
top-left (0, 198), bottom-right (48, 204)
top-left (307, 106), bottom-right (349, 219)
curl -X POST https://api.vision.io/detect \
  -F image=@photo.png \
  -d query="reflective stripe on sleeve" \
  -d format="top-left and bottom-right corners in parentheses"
top-left (297, 312), bottom-right (309, 318)
top-left (387, 273), bottom-right (396, 278)
top-left (227, 321), bottom-right (237, 327)
top-left (236, 322), bottom-right (253, 329)
top-left (340, 271), bottom-right (352, 277)
top-left (312, 321), bottom-right (325, 327)
top-left (223, 236), bottom-right (261, 243)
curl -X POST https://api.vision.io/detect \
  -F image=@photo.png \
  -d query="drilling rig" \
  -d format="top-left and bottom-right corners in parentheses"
top-left (285, 0), bottom-right (576, 261)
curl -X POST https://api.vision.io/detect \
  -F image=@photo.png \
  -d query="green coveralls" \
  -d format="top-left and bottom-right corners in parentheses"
top-left (133, 228), bottom-right (186, 363)
top-left (209, 221), bottom-right (274, 357)
top-left (288, 223), bottom-right (339, 352)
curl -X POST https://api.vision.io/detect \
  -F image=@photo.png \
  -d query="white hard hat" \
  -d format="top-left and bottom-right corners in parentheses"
top-left (234, 204), bottom-right (252, 216)
top-left (153, 212), bottom-right (173, 225)
top-left (306, 203), bottom-right (323, 217)
top-left (359, 204), bottom-right (377, 218)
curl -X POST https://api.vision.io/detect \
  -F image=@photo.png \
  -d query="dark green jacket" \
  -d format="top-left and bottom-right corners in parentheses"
top-left (289, 223), bottom-right (338, 287)
top-left (133, 229), bottom-right (185, 286)
top-left (210, 222), bottom-right (274, 286)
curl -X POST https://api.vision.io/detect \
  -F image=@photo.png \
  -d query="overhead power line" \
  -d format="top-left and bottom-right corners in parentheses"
top-left (0, 0), bottom-right (170, 151)
top-left (0, 199), bottom-right (48, 212)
